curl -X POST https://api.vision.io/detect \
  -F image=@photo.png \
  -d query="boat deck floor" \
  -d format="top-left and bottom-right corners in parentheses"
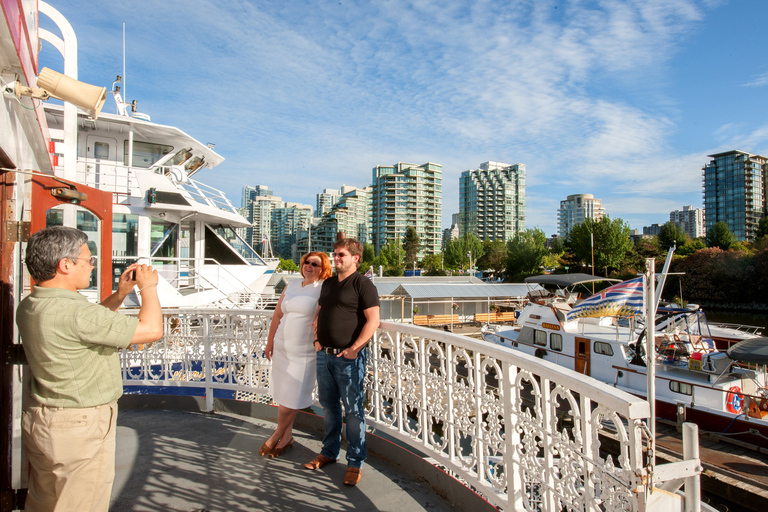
top-left (655, 421), bottom-right (768, 511)
top-left (111, 400), bottom-right (486, 512)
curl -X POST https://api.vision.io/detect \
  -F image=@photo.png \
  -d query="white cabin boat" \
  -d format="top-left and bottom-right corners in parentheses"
top-left (483, 273), bottom-right (768, 449)
top-left (40, 88), bottom-right (278, 308)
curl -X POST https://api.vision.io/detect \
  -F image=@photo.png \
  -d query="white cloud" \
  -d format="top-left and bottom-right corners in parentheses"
top-left (42, 0), bottom-right (737, 235)
top-left (743, 72), bottom-right (768, 88)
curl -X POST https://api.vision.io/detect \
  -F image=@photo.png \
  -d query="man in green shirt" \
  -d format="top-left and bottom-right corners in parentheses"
top-left (16, 226), bottom-right (164, 512)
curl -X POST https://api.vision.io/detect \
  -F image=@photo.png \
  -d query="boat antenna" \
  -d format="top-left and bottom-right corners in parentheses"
top-left (122, 22), bottom-right (126, 108)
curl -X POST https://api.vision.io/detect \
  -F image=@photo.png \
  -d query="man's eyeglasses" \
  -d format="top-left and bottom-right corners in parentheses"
top-left (304, 261), bottom-right (321, 268)
top-left (73, 256), bottom-right (98, 266)
top-left (332, 252), bottom-right (350, 259)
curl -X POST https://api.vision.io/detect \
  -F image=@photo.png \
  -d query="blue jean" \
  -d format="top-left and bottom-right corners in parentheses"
top-left (316, 348), bottom-right (368, 468)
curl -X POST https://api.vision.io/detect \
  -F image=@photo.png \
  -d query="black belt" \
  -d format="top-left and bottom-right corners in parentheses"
top-left (321, 346), bottom-right (344, 355)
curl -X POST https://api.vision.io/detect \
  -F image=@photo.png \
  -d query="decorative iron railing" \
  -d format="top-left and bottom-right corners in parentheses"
top-left (120, 309), bottom-right (685, 511)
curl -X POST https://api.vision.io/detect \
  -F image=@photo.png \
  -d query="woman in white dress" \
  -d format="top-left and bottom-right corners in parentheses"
top-left (261, 252), bottom-right (332, 457)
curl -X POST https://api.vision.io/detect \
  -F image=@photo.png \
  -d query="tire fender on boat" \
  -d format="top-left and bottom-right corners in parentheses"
top-left (726, 386), bottom-right (743, 414)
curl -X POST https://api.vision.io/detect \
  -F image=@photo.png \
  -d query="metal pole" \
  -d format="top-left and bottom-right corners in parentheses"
top-left (204, 317), bottom-right (213, 412)
top-left (646, 259), bottom-right (656, 472)
top-left (683, 423), bottom-right (701, 512)
top-left (590, 232), bottom-right (595, 293)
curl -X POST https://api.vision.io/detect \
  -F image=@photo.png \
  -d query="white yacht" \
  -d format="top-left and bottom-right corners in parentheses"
top-left (482, 271), bottom-right (768, 449)
top-left (41, 86), bottom-right (278, 307)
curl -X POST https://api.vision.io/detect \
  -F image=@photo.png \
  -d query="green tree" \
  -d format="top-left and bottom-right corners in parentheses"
top-left (359, 243), bottom-right (376, 273)
top-left (444, 234), bottom-right (484, 270)
top-left (278, 257), bottom-right (299, 272)
top-left (420, 254), bottom-right (445, 276)
top-left (677, 238), bottom-right (705, 256)
top-left (403, 226), bottom-right (421, 267)
top-left (379, 239), bottom-right (404, 275)
top-left (505, 228), bottom-right (549, 277)
top-left (476, 240), bottom-right (507, 276)
top-left (756, 217), bottom-right (768, 239)
top-left (658, 221), bottom-right (689, 250)
top-left (549, 236), bottom-right (566, 255)
top-left (567, 216), bottom-right (633, 274)
top-left (706, 221), bottom-right (735, 250)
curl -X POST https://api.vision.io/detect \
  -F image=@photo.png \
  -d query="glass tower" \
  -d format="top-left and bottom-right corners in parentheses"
top-left (458, 161), bottom-right (526, 242)
top-left (703, 150), bottom-right (767, 242)
top-left (371, 162), bottom-right (442, 258)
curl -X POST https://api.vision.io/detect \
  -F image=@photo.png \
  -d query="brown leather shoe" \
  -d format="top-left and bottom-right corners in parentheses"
top-left (343, 466), bottom-right (362, 485)
top-left (303, 454), bottom-right (336, 470)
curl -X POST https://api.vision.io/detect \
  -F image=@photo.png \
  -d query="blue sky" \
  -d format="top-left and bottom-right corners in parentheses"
top-left (39, 0), bottom-right (768, 237)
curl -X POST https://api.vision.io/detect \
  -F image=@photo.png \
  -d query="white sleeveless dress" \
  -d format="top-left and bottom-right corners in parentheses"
top-left (270, 279), bottom-right (322, 409)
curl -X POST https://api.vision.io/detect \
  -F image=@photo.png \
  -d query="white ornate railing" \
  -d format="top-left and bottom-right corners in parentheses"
top-left (120, 309), bottom-right (694, 511)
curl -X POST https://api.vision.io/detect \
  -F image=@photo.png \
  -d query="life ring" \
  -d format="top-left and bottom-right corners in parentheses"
top-left (726, 386), bottom-right (743, 414)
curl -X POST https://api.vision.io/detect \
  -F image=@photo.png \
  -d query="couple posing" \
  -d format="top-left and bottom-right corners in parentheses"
top-left (263, 238), bottom-right (380, 486)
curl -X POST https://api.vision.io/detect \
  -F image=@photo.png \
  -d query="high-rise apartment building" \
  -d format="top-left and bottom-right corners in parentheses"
top-left (310, 186), bottom-right (371, 254)
top-left (316, 188), bottom-right (341, 218)
top-left (670, 205), bottom-right (705, 239)
top-left (241, 185), bottom-right (313, 259)
top-left (557, 194), bottom-right (605, 237)
top-left (703, 150), bottom-right (767, 241)
top-left (272, 203), bottom-right (313, 261)
top-left (458, 161), bottom-right (525, 241)
top-left (371, 162), bottom-right (442, 258)
top-left (242, 185), bottom-right (273, 208)
top-left (244, 194), bottom-right (284, 255)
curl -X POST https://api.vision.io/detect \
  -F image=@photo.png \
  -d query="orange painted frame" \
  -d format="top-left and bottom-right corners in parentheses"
top-left (30, 175), bottom-right (113, 300)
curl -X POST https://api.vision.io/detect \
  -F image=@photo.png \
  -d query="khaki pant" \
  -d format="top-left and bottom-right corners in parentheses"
top-left (21, 401), bottom-right (118, 512)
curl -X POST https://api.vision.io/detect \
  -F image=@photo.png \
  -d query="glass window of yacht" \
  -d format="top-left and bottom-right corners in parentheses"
top-left (150, 218), bottom-right (178, 258)
top-left (669, 381), bottom-right (693, 396)
top-left (167, 148), bottom-right (193, 166)
top-left (550, 333), bottom-right (563, 351)
top-left (594, 342), bottom-right (614, 356)
top-left (125, 141), bottom-right (173, 168)
top-left (112, 213), bottom-right (139, 291)
top-left (185, 156), bottom-right (205, 172)
top-left (534, 330), bottom-right (547, 346)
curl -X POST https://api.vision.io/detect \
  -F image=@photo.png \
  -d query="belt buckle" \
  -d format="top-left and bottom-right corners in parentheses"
top-left (324, 347), bottom-right (339, 355)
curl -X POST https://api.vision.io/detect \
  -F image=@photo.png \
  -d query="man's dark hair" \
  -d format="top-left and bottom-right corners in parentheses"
top-left (333, 238), bottom-right (363, 269)
top-left (25, 226), bottom-right (88, 282)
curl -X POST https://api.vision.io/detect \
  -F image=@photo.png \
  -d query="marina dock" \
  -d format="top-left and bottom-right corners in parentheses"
top-left (655, 421), bottom-right (768, 512)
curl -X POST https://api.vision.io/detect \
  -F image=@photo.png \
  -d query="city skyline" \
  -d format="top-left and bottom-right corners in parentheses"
top-left (39, 0), bottom-right (768, 236)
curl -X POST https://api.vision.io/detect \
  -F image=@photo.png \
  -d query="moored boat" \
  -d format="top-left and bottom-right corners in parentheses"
top-left (482, 272), bottom-right (768, 449)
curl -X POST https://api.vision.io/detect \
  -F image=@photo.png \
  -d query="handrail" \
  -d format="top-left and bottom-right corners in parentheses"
top-left (117, 309), bottom-right (693, 510)
top-left (141, 256), bottom-right (267, 295)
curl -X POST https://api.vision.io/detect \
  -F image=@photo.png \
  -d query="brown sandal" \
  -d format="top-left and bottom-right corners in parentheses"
top-left (303, 454), bottom-right (336, 470)
top-left (343, 466), bottom-right (362, 485)
top-left (258, 441), bottom-right (276, 456)
top-left (268, 439), bottom-right (294, 458)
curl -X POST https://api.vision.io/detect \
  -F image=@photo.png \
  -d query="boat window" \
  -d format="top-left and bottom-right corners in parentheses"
top-left (167, 148), bottom-right (193, 166)
top-left (150, 218), bottom-right (178, 258)
top-left (534, 330), bottom-right (547, 347)
top-left (210, 225), bottom-right (267, 265)
top-left (594, 342), bottom-right (614, 356)
top-left (185, 156), bottom-right (205, 172)
top-left (669, 381), bottom-right (693, 396)
top-left (124, 140), bottom-right (173, 168)
top-left (550, 333), bottom-right (563, 352)
top-left (517, 326), bottom-right (535, 344)
top-left (112, 213), bottom-right (139, 291)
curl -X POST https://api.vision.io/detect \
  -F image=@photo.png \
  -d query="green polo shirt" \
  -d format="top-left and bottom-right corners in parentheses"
top-left (16, 286), bottom-right (139, 408)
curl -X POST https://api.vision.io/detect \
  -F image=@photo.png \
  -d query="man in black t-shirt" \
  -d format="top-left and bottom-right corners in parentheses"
top-left (303, 238), bottom-right (380, 486)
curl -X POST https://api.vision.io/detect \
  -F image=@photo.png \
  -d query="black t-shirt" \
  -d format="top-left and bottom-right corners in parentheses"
top-left (317, 271), bottom-right (380, 349)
